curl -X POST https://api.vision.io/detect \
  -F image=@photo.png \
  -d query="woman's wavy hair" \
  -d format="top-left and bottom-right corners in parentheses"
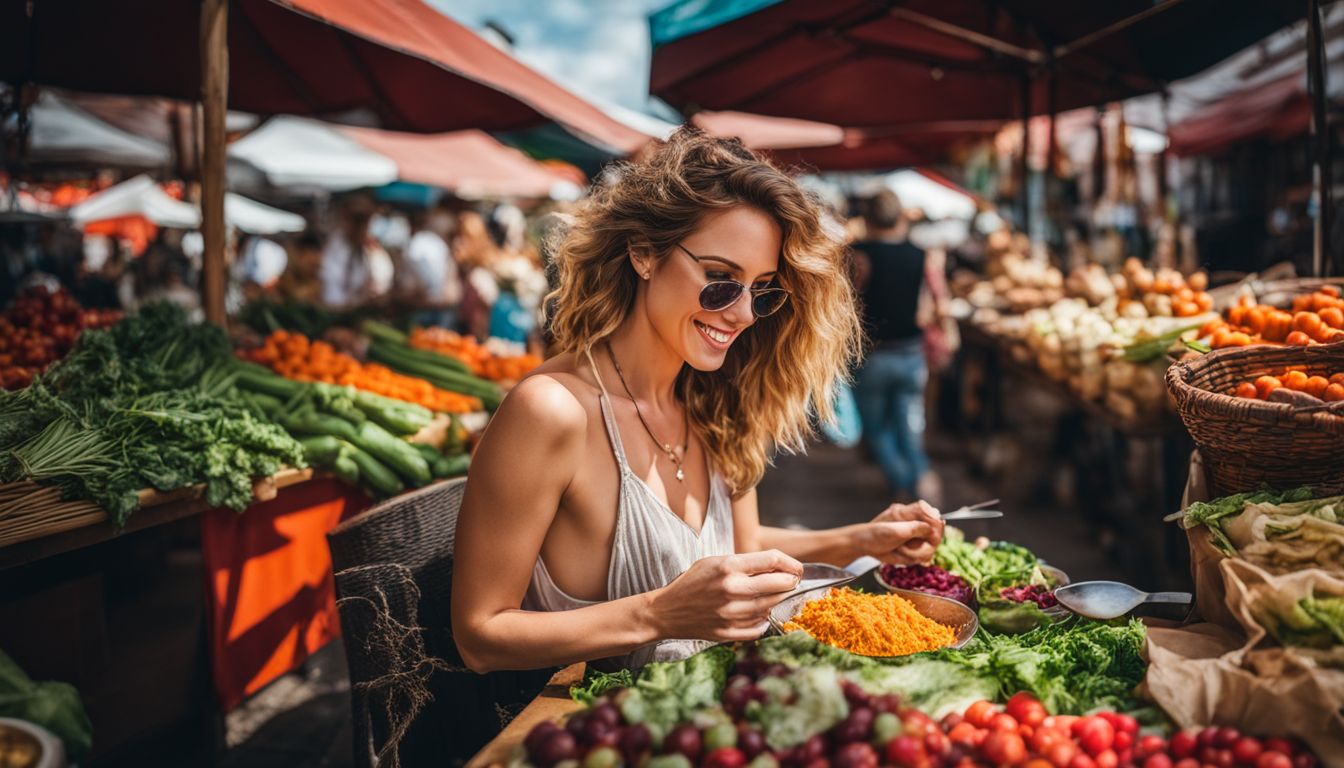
top-left (545, 126), bottom-right (862, 496)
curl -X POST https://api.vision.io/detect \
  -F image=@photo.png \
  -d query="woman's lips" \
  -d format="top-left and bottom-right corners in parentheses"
top-left (694, 319), bottom-right (735, 349)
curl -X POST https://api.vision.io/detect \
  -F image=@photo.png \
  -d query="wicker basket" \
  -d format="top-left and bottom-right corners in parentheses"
top-left (1166, 342), bottom-right (1344, 495)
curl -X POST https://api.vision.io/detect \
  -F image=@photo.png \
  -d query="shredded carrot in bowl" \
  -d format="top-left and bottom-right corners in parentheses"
top-left (782, 587), bottom-right (956, 656)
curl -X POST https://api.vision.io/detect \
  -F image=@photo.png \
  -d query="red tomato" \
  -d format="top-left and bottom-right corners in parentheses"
top-left (1025, 761), bottom-right (1054, 768)
top-left (1138, 736), bottom-right (1168, 759)
top-left (1006, 693), bottom-right (1048, 728)
top-left (1114, 732), bottom-right (1133, 753)
top-left (1256, 754), bottom-right (1292, 768)
top-left (1113, 715), bottom-right (1139, 736)
top-left (924, 730), bottom-right (949, 759)
top-left (1214, 729), bottom-right (1241, 749)
top-left (1144, 756), bottom-right (1173, 768)
top-left (991, 714), bottom-right (1020, 733)
top-left (1173, 760), bottom-right (1199, 768)
top-left (1262, 739), bottom-right (1295, 758)
top-left (1052, 716), bottom-right (1081, 735)
top-left (1232, 738), bottom-right (1263, 765)
top-left (947, 722), bottom-right (979, 745)
top-left (1068, 755), bottom-right (1098, 768)
top-left (982, 731), bottom-right (1028, 766)
top-left (885, 736), bottom-right (925, 767)
top-left (965, 701), bottom-right (997, 729)
top-left (1094, 750), bottom-right (1118, 768)
top-left (1031, 727), bottom-right (1065, 754)
top-left (1292, 754), bottom-right (1317, 768)
top-left (1079, 719), bottom-right (1116, 757)
top-left (1197, 729), bottom-right (1219, 749)
top-left (1046, 743), bottom-right (1079, 768)
top-left (1170, 731), bottom-right (1199, 760)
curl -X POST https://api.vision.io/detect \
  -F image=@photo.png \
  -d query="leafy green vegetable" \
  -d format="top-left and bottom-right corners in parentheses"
top-left (934, 527), bottom-right (1039, 584)
top-left (1166, 487), bottom-right (1317, 553)
top-left (612, 646), bottom-right (735, 739)
top-left (1254, 593), bottom-right (1344, 649)
top-left (571, 668), bottom-right (635, 706)
top-left (0, 648), bottom-right (92, 760)
top-left (749, 666), bottom-right (848, 749)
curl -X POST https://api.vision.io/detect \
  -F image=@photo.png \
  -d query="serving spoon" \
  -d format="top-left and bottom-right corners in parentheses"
top-left (1053, 581), bottom-right (1192, 620)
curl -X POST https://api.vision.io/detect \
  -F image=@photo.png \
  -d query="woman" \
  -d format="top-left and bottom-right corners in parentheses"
top-left (452, 129), bottom-right (943, 674)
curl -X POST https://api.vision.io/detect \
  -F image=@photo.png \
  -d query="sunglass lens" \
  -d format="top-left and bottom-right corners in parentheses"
top-left (699, 281), bottom-right (744, 311)
top-left (752, 289), bottom-right (789, 317)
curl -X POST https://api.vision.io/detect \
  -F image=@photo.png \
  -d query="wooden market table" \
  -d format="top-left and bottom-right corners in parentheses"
top-left (467, 664), bottom-right (586, 768)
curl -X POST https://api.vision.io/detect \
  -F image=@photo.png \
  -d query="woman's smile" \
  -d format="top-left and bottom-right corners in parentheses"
top-left (693, 318), bottom-right (736, 348)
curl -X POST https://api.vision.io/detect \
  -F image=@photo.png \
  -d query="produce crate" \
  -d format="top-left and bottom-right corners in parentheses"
top-left (1165, 343), bottom-right (1344, 496)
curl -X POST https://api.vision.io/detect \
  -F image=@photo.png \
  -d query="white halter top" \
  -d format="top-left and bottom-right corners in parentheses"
top-left (521, 349), bottom-right (735, 671)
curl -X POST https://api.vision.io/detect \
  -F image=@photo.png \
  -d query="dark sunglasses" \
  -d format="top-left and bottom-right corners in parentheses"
top-left (675, 244), bottom-right (790, 318)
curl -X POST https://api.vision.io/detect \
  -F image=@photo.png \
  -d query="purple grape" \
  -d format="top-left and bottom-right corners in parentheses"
top-left (738, 728), bottom-right (766, 759)
top-left (533, 730), bottom-right (578, 767)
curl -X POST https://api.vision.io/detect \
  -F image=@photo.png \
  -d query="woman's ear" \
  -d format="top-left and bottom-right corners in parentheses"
top-left (627, 242), bottom-right (655, 280)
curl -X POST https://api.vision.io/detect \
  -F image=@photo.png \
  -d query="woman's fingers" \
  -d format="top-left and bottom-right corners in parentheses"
top-left (734, 549), bottom-right (804, 578)
top-left (742, 569), bottom-right (801, 596)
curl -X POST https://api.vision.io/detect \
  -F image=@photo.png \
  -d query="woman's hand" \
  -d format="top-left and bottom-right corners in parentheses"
top-left (649, 550), bottom-right (804, 642)
top-left (856, 501), bottom-right (944, 565)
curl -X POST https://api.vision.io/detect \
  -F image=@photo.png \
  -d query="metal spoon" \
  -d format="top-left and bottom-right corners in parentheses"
top-left (1053, 581), bottom-right (1192, 620)
top-left (781, 562), bottom-right (860, 601)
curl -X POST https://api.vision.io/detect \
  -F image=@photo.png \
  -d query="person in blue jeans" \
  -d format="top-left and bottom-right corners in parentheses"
top-left (851, 190), bottom-right (942, 504)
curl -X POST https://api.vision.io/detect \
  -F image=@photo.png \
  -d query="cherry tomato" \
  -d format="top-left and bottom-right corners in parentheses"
top-left (1114, 732), bottom-right (1133, 753)
top-left (885, 736), bottom-right (925, 767)
top-left (1198, 729), bottom-right (1220, 749)
top-left (1262, 739), bottom-right (1295, 758)
top-left (1006, 692), bottom-right (1048, 728)
top-left (990, 714), bottom-right (1020, 733)
top-left (1174, 760), bottom-right (1200, 768)
top-left (981, 731), bottom-right (1027, 766)
top-left (1079, 719), bottom-right (1116, 757)
top-left (1214, 728), bottom-right (1241, 749)
top-left (1170, 731), bottom-right (1199, 760)
top-left (1232, 738), bottom-right (1263, 765)
top-left (1256, 754), bottom-right (1292, 768)
top-left (1137, 735), bottom-right (1168, 759)
top-left (964, 700), bottom-right (997, 729)
top-left (1068, 755), bottom-right (1098, 768)
top-left (1094, 750), bottom-right (1118, 768)
top-left (1292, 754), bottom-right (1317, 768)
top-left (1046, 743), bottom-right (1079, 768)
top-left (1113, 715), bottom-right (1139, 736)
top-left (1144, 756), bottom-right (1174, 768)
top-left (705, 748), bottom-right (748, 768)
top-left (1031, 727), bottom-right (1065, 754)
top-left (947, 722), bottom-right (979, 745)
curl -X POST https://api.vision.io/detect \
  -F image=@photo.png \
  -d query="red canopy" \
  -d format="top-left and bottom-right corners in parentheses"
top-left (692, 110), bottom-right (993, 171)
top-left (0, 0), bottom-right (648, 153)
top-left (340, 127), bottom-right (579, 198)
top-left (1168, 74), bottom-right (1312, 157)
top-left (650, 0), bottom-right (1306, 128)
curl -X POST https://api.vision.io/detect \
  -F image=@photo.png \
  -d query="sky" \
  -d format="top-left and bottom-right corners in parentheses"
top-left (431, 0), bottom-right (677, 113)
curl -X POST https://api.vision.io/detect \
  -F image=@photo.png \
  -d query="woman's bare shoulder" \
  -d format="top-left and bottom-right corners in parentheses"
top-left (492, 353), bottom-right (597, 441)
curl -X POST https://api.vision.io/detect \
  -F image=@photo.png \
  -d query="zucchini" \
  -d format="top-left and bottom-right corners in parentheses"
top-left (361, 319), bottom-right (409, 345)
top-left (367, 343), bottom-right (501, 409)
top-left (368, 337), bottom-right (472, 376)
top-left (233, 360), bottom-right (302, 399)
top-left (344, 444), bottom-right (404, 496)
top-left (444, 414), bottom-right (466, 454)
top-left (330, 451), bottom-right (361, 486)
top-left (299, 435), bottom-right (344, 464)
top-left (244, 391), bottom-right (284, 418)
top-left (281, 406), bottom-right (359, 442)
top-left (412, 442), bottom-right (442, 466)
top-left (436, 453), bottom-right (470, 478)
top-left (352, 390), bottom-right (433, 435)
top-left (349, 421), bottom-right (432, 485)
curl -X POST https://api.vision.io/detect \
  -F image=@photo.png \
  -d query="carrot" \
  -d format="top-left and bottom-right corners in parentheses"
top-left (781, 588), bottom-right (955, 656)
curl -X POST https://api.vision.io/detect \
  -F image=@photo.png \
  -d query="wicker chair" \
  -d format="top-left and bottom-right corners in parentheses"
top-left (328, 479), bottom-right (556, 768)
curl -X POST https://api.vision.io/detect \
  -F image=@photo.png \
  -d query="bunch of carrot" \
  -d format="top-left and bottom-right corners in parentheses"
top-left (1200, 287), bottom-right (1344, 349)
top-left (408, 326), bottom-right (541, 382)
top-left (1233, 370), bottom-right (1344, 402)
top-left (245, 329), bottom-right (481, 414)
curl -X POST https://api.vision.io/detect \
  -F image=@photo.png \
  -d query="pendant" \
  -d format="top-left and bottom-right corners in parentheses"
top-left (675, 467), bottom-right (685, 482)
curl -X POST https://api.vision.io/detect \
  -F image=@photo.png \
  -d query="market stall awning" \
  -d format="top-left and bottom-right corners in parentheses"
top-left (70, 175), bottom-right (200, 229)
top-left (692, 110), bottom-right (994, 171)
top-left (224, 193), bottom-right (306, 235)
top-left (227, 116), bottom-right (400, 192)
top-left (14, 91), bottom-right (170, 169)
top-left (649, 0), bottom-right (1308, 127)
top-left (340, 126), bottom-right (585, 200)
top-left (0, 0), bottom-right (650, 153)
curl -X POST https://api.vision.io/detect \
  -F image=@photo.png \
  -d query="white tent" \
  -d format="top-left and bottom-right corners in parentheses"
top-left (224, 193), bottom-right (306, 234)
top-left (885, 170), bottom-right (978, 221)
top-left (70, 175), bottom-right (200, 228)
top-left (19, 91), bottom-right (171, 168)
top-left (228, 116), bottom-right (399, 191)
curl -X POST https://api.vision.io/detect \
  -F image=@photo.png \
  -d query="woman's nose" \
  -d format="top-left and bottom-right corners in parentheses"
top-left (722, 290), bottom-right (756, 327)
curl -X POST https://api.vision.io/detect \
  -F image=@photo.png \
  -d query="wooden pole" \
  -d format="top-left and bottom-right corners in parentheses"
top-left (1019, 70), bottom-right (1032, 238)
top-left (200, 0), bottom-right (228, 326)
top-left (1307, 0), bottom-right (1333, 276)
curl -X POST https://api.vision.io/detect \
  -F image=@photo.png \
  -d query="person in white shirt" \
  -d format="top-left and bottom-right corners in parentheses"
top-left (404, 208), bottom-right (462, 327)
top-left (319, 196), bottom-right (393, 309)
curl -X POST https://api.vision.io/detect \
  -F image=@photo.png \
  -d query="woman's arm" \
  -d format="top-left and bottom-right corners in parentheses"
top-left (733, 489), bottom-right (944, 567)
top-left (452, 377), bottom-right (803, 673)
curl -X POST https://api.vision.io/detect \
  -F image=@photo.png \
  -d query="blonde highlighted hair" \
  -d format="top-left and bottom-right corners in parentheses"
top-left (546, 127), bottom-right (862, 496)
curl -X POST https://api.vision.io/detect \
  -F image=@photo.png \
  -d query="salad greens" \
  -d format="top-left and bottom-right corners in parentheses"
top-left (750, 666), bottom-right (848, 749)
top-left (1168, 488), bottom-right (1343, 573)
top-left (601, 646), bottom-right (735, 740)
top-left (934, 527), bottom-right (1039, 584)
top-left (754, 618), bottom-right (1147, 717)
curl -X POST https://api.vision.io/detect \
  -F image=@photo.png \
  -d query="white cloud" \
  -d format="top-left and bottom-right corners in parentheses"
top-left (431, 0), bottom-right (676, 111)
